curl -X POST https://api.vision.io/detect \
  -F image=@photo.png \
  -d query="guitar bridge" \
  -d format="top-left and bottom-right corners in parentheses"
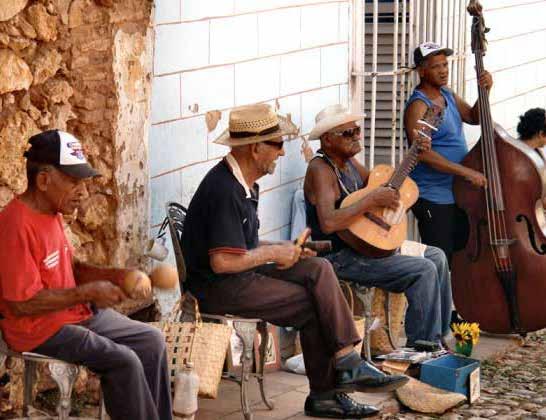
top-left (364, 212), bottom-right (391, 231)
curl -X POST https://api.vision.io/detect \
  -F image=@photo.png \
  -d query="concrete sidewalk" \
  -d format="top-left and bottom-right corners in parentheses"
top-left (196, 333), bottom-right (522, 420)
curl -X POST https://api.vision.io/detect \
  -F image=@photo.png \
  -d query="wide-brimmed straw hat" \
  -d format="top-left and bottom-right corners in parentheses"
top-left (213, 104), bottom-right (299, 146)
top-left (308, 104), bottom-right (365, 140)
top-left (395, 377), bottom-right (466, 414)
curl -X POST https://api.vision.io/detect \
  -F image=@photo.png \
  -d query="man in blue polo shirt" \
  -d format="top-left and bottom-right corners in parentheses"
top-left (404, 42), bottom-right (492, 265)
top-left (182, 103), bottom-right (408, 419)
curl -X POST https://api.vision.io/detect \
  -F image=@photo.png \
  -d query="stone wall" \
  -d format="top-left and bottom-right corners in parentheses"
top-left (0, 0), bottom-right (154, 266)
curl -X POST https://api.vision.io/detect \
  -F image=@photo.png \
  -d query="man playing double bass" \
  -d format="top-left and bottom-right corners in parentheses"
top-left (404, 42), bottom-right (493, 266)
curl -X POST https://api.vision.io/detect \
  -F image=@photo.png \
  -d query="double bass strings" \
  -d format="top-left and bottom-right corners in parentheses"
top-left (475, 49), bottom-right (512, 272)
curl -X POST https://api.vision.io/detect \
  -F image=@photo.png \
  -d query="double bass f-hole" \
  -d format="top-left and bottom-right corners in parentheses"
top-left (516, 214), bottom-right (546, 255)
top-left (468, 219), bottom-right (487, 262)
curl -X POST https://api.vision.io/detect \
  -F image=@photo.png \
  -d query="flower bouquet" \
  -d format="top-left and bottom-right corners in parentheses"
top-left (451, 322), bottom-right (480, 357)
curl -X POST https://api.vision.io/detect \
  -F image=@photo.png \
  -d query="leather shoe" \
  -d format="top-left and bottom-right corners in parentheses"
top-left (304, 392), bottom-right (379, 418)
top-left (336, 360), bottom-right (409, 393)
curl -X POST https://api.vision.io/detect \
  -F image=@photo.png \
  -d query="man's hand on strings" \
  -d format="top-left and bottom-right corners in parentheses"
top-left (413, 129), bottom-right (432, 153)
top-left (478, 70), bottom-right (493, 92)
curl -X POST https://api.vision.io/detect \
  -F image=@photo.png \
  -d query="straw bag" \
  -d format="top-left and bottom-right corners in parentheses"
top-left (151, 295), bottom-right (232, 399)
top-left (294, 282), bottom-right (364, 356)
top-left (370, 289), bottom-right (407, 355)
top-left (339, 281), bottom-right (364, 355)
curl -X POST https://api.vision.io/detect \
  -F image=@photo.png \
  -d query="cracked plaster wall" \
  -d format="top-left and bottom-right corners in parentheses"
top-left (0, 0), bottom-right (153, 267)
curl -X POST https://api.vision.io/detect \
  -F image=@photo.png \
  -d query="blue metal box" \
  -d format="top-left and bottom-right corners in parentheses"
top-left (420, 354), bottom-right (480, 398)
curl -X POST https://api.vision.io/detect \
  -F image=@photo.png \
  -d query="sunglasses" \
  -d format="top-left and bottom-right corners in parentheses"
top-left (333, 127), bottom-right (361, 138)
top-left (263, 140), bottom-right (284, 150)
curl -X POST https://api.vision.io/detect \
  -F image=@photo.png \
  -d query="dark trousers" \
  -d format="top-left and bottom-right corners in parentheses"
top-left (34, 308), bottom-right (172, 420)
top-left (412, 198), bottom-right (469, 266)
top-left (190, 257), bottom-right (361, 393)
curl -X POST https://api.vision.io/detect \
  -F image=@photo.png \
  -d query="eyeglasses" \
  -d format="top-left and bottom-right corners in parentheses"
top-left (332, 127), bottom-right (361, 138)
top-left (263, 140), bottom-right (284, 150)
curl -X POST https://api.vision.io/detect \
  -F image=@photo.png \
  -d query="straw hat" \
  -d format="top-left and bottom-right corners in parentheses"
top-left (308, 104), bottom-right (366, 140)
top-left (395, 377), bottom-right (466, 414)
top-left (213, 103), bottom-right (299, 146)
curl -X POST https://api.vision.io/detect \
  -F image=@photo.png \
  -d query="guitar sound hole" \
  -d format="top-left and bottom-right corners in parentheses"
top-left (364, 212), bottom-right (391, 231)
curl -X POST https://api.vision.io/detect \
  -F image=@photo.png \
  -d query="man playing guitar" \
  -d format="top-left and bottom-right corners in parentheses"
top-left (303, 104), bottom-right (452, 347)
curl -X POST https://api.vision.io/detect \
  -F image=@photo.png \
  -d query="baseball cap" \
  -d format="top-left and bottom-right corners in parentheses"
top-left (413, 42), bottom-right (453, 67)
top-left (23, 130), bottom-right (100, 179)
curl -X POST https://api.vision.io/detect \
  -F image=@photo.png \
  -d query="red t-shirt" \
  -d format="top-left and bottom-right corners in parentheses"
top-left (0, 199), bottom-right (91, 352)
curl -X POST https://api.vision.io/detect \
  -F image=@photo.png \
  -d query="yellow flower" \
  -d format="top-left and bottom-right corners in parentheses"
top-left (451, 322), bottom-right (479, 344)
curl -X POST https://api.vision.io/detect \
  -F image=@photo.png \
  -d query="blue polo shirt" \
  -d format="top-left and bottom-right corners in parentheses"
top-left (406, 87), bottom-right (468, 204)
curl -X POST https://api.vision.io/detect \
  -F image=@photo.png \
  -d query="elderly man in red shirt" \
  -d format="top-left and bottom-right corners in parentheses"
top-left (0, 130), bottom-right (172, 420)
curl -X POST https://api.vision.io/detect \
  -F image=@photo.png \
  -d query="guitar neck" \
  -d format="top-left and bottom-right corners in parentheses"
top-left (386, 142), bottom-right (420, 191)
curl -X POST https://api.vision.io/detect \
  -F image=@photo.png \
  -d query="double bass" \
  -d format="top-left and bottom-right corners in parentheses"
top-left (451, 0), bottom-right (546, 334)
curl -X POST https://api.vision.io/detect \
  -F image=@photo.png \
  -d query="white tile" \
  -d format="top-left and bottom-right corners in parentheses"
top-left (258, 8), bottom-right (301, 56)
top-left (154, 0), bottom-right (180, 24)
top-left (339, 83), bottom-right (349, 107)
top-left (234, 0), bottom-right (273, 13)
top-left (280, 137), bottom-right (307, 184)
top-left (151, 171), bottom-right (183, 226)
top-left (154, 21), bottom-right (209, 74)
top-left (181, 0), bottom-right (234, 20)
top-left (338, 3), bottom-right (349, 41)
top-left (280, 49), bottom-right (321, 96)
top-left (180, 159), bottom-right (220, 206)
top-left (278, 94), bottom-right (302, 130)
top-left (151, 74), bottom-right (181, 123)
top-left (210, 15), bottom-right (258, 65)
top-left (181, 66), bottom-right (235, 117)
top-left (234, 56), bottom-right (281, 105)
top-left (300, 85), bottom-right (340, 134)
top-left (300, 4), bottom-right (339, 48)
top-left (259, 229), bottom-right (281, 242)
top-left (258, 181), bottom-right (299, 233)
top-left (321, 44), bottom-right (349, 86)
top-left (149, 116), bottom-right (208, 176)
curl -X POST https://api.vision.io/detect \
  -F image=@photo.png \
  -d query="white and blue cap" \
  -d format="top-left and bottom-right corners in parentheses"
top-left (414, 42), bottom-right (453, 67)
top-left (24, 130), bottom-right (100, 179)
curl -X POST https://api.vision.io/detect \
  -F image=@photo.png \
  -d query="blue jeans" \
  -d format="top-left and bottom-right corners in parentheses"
top-left (325, 246), bottom-right (452, 344)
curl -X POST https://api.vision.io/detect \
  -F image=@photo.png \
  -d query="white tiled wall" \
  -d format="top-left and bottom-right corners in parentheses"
top-left (463, 0), bottom-right (546, 147)
top-left (150, 1), bottom-right (351, 241)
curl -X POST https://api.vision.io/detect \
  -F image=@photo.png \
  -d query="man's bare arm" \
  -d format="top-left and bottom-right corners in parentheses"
top-left (210, 243), bottom-right (301, 274)
top-left (3, 281), bottom-right (125, 317)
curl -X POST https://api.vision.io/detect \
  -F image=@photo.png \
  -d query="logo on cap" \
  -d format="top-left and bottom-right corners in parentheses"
top-left (59, 132), bottom-right (89, 166)
top-left (67, 141), bottom-right (85, 161)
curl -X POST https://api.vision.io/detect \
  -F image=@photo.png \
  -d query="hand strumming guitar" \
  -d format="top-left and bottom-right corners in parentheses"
top-left (413, 129), bottom-right (432, 153)
top-left (366, 186), bottom-right (400, 210)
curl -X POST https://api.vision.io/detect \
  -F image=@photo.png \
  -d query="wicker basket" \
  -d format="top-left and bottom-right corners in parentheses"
top-left (370, 289), bottom-right (407, 355)
top-left (339, 281), bottom-right (365, 355)
top-left (293, 282), bottom-right (364, 356)
top-left (151, 295), bottom-right (232, 399)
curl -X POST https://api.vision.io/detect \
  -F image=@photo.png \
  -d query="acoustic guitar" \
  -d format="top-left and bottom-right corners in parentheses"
top-left (338, 105), bottom-right (443, 257)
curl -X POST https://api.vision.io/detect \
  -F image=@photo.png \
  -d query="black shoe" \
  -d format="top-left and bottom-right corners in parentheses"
top-left (335, 360), bottom-right (409, 393)
top-left (304, 392), bottom-right (379, 418)
top-left (451, 310), bottom-right (464, 326)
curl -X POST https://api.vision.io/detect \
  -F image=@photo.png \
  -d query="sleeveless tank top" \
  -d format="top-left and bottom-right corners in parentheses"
top-left (406, 86), bottom-right (467, 204)
top-left (305, 150), bottom-right (364, 254)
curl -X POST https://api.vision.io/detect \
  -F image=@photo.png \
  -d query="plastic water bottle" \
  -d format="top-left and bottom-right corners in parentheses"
top-left (173, 364), bottom-right (199, 419)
